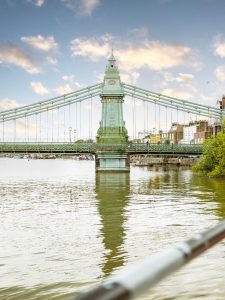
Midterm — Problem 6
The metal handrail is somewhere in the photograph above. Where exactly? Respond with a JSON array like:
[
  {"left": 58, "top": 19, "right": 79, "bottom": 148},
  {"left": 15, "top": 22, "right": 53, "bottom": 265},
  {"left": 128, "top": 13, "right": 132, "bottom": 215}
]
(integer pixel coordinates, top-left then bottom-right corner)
[{"left": 71, "top": 221, "right": 225, "bottom": 300}]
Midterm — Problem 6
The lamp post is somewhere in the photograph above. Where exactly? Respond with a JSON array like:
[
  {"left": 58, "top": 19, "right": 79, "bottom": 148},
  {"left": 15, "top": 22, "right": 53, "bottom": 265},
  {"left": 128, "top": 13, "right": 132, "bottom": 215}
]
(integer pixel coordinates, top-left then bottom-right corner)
[
  {"left": 74, "top": 129, "right": 76, "bottom": 142},
  {"left": 69, "top": 126, "right": 72, "bottom": 143}
]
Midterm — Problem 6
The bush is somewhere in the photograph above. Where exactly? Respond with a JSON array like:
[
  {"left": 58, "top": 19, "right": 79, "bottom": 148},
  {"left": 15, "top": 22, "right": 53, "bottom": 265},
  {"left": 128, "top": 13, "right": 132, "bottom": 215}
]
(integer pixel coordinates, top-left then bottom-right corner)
[{"left": 192, "top": 120, "right": 225, "bottom": 177}]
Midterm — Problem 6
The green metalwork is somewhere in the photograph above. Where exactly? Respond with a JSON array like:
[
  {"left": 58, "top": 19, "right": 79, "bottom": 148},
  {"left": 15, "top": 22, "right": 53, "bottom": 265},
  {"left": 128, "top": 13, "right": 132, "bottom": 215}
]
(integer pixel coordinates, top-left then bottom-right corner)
[
  {"left": 0, "top": 142, "right": 204, "bottom": 155},
  {"left": 97, "top": 51, "right": 128, "bottom": 144},
  {"left": 123, "top": 83, "right": 225, "bottom": 121},
  {"left": 0, "top": 83, "right": 102, "bottom": 122}
]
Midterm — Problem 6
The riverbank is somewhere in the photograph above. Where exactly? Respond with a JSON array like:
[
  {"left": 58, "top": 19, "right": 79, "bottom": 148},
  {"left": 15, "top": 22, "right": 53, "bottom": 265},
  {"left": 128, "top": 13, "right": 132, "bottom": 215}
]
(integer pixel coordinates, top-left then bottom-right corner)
[
  {"left": 0, "top": 153, "right": 94, "bottom": 160},
  {"left": 130, "top": 154, "right": 198, "bottom": 166}
]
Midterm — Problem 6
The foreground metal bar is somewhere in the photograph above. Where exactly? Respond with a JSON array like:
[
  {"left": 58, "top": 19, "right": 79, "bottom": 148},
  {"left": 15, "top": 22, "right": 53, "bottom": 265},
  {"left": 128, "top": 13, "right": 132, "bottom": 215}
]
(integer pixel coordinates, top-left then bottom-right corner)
[{"left": 72, "top": 221, "right": 225, "bottom": 300}]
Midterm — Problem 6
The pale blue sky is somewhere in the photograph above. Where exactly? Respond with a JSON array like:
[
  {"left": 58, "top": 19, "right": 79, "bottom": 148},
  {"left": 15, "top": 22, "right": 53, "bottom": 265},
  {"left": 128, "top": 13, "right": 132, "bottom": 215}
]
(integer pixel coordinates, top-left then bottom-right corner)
[{"left": 1, "top": 0, "right": 225, "bottom": 111}]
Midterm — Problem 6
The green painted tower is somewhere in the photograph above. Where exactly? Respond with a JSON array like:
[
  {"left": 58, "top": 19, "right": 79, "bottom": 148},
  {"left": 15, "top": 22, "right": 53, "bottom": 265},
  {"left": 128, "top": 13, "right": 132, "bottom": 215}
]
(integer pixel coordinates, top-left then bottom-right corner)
[
  {"left": 96, "top": 52, "right": 130, "bottom": 172},
  {"left": 97, "top": 51, "right": 128, "bottom": 144}
]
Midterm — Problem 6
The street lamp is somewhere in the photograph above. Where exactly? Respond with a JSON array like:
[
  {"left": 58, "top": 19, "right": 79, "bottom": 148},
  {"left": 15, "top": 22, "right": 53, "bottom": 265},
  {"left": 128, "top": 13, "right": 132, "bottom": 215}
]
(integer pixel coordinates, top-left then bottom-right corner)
[
  {"left": 74, "top": 129, "right": 76, "bottom": 142},
  {"left": 69, "top": 126, "right": 72, "bottom": 143}
]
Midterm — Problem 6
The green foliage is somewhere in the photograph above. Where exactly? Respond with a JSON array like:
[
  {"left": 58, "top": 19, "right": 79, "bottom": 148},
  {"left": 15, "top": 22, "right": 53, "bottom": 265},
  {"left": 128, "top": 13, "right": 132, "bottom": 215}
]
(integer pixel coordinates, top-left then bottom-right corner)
[
  {"left": 164, "top": 139, "right": 170, "bottom": 144},
  {"left": 192, "top": 120, "right": 225, "bottom": 177}
]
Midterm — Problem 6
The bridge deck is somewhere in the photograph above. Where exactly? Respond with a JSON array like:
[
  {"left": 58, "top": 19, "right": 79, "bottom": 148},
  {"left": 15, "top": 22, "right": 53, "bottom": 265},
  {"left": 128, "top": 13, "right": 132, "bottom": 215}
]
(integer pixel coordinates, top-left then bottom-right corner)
[{"left": 0, "top": 142, "right": 204, "bottom": 155}]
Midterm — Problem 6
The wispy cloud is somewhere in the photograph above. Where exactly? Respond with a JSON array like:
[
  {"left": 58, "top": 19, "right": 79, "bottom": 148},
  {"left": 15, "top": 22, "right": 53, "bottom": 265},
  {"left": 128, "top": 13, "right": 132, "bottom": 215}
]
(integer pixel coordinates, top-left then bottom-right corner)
[
  {"left": 0, "top": 39, "right": 58, "bottom": 74},
  {"left": 62, "top": 74, "right": 84, "bottom": 88},
  {"left": 61, "top": 0, "right": 100, "bottom": 17},
  {"left": 30, "top": 81, "right": 50, "bottom": 95},
  {"left": 214, "top": 65, "right": 225, "bottom": 81},
  {"left": 30, "top": 81, "right": 73, "bottom": 96},
  {"left": 21, "top": 35, "right": 58, "bottom": 52},
  {"left": 70, "top": 32, "right": 201, "bottom": 71},
  {"left": 120, "top": 71, "right": 140, "bottom": 84},
  {"left": 71, "top": 34, "right": 111, "bottom": 61},
  {"left": 35, "top": 0, "right": 45, "bottom": 6},
  {"left": 27, "top": 0, "right": 45, "bottom": 7},
  {"left": 162, "top": 88, "right": 194, "bottom": 100},
  {"left": 163, "top": 72, "right": 194, "bottom": 83},
  {"left": 0, "top": 42, "right": 41, "bottom": 74},
  {"left": 213, "top": 34, "right": 225, "bottom": 58},
  {"left": 0, "top": 98, "right": 20, "bottom": 111},
  {"left": 53, "top": 84, "right": 73, "bottom": 95}
]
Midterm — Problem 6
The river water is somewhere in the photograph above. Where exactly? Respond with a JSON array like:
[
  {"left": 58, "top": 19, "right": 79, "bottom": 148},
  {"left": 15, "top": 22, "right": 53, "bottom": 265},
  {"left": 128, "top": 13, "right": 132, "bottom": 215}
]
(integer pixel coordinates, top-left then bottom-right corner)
[{"left": 0, "top": 158, "right": 225, "bottom": 300}]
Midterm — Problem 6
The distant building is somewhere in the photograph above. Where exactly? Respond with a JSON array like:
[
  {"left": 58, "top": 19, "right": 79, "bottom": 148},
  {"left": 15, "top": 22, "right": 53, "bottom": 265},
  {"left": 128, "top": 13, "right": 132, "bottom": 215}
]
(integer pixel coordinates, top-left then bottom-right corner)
[
  {"left": 218, "top": 95, "right": 225, "bottom": 110},
  {"left": 168, "top": 123, "right": 185, "bottom": 144},
  {"left": 183, "top": 124, "right": 197, "bottom": 144},
  {"left": 138, "top": 130, "right": 150, "bottom": 142},
  {"left": 150, "top": 134, "right": 161, "bottom": 144}
]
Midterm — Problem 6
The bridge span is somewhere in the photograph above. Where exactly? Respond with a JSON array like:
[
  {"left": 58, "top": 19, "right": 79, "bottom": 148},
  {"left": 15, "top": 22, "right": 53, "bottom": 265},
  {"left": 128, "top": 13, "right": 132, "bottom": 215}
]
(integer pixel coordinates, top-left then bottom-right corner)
[{"left": 0, "top": 142, "right": 203, "bottom": 156}]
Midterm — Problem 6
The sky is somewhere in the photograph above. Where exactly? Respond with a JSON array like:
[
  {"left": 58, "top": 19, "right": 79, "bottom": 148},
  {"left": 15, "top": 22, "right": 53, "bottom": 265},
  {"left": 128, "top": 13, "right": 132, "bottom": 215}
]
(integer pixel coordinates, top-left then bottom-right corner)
[{"left": 0, "top": 0, "right": 225, "bottom": 139}]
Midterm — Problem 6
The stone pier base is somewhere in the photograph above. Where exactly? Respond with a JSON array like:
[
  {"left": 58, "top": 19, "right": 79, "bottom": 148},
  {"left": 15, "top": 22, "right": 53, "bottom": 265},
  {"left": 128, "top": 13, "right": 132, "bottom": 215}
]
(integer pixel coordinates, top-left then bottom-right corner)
[{"left": 95, "top": 153, "right": 130, "bottom": 172}]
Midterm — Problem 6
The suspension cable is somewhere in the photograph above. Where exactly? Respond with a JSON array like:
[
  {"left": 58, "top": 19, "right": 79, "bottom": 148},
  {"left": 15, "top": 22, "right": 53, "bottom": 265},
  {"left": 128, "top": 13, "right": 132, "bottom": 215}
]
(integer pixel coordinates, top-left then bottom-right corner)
[
  {"left": 35, "top": 113, "right": 38, "bottom": 142},
  {"left": 2, "top": 118, "right": 4, "bottom": 142},
  {"left": 51, "top": 107, "right": 54, "bottom": 143},
  {"left": 14, "top": 117, "right": 16, "bottom": 142},
  {"left": 79, "top": 101, "right": 82, "bottom": 140},
  {"left": 90, "top": 95, "right": 93, "bottom": 139},
  {"left": 46, "top": 109, "right": 49, "bottom": 143},
  {"left": 57, "top": 108, "right": 60, "bottom": 143}
]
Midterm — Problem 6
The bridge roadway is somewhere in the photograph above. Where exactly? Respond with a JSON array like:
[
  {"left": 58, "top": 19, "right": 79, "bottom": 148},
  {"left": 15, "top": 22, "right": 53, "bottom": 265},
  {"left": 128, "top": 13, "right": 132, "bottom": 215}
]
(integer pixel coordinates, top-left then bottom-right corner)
[{"left": 0, "top": 142, "right": 203, "bottom": 156}]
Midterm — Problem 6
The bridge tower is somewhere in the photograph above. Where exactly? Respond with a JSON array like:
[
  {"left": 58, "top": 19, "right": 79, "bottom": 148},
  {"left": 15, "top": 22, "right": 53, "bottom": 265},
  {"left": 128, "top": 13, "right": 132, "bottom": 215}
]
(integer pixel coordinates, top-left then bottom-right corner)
[{"left": 96, "top": 52, "right": 129, "bottom": 172}]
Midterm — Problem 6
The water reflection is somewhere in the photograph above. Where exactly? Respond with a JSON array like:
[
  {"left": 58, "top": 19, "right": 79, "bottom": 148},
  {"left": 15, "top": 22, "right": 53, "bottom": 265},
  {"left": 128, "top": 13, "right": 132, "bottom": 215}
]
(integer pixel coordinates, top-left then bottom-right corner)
[
  {"left": 95, "top": 173, "right": 130, "bottom": 276},
  {"left": 191, "top": 175, "right": 225, "bottom": 218},
  {"left": 143, "top": 166, "right": 225, "bottom": 220}
]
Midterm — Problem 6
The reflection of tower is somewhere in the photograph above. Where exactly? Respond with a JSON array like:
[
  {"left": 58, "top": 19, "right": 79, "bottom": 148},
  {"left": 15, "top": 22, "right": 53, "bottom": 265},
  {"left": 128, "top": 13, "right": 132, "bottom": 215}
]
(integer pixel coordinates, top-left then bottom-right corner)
[{"left": 95, "top": 173, "right": 130, "bottom": 276}]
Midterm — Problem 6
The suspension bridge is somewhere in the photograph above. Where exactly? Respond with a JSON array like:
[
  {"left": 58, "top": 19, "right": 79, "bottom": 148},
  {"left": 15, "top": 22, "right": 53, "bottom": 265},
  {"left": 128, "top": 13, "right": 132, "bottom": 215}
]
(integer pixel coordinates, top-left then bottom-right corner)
[{"left": 0, "top": 52, "right": 224, "bottom": 171}]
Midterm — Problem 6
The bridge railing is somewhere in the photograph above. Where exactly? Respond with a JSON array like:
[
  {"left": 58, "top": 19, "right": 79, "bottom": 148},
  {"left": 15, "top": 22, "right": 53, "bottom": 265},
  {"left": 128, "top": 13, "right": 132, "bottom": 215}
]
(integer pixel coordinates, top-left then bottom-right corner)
[
  {"left": 71, "top": 221, "right": 225, "bottom": 300},
  {"left": 0, "top": 142, "right": 204, "bottom": 154}
]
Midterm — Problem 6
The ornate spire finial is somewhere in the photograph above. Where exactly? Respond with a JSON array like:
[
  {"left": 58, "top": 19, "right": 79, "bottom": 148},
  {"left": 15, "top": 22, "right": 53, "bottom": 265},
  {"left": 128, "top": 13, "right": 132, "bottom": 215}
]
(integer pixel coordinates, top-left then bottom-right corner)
[{"left": 109, "top": 47, "right": 115, "bottom": 61}]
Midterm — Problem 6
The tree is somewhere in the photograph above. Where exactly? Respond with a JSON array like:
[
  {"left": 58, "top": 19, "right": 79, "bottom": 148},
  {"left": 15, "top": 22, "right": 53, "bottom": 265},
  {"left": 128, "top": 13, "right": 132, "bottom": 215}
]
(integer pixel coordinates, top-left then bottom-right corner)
[{"left": 192, "top": 120, "right": 225, "bottom": 177}]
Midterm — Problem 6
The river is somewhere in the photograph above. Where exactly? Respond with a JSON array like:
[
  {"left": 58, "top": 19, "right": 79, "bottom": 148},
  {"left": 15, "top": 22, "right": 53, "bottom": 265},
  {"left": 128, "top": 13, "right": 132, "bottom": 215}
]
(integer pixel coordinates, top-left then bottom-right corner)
[{"left": 0, "top": 158, "right": 225, "bottom": 300}]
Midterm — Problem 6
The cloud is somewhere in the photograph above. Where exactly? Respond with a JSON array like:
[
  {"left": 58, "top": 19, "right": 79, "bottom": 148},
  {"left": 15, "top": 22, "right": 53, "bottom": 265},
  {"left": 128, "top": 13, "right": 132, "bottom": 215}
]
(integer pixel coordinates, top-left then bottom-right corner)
[
  {"left": 163, "top": 72, "right": 194, "bottom": 83},
  {"left": 70, "top": 33, "right": 201, "bottom": 71},
  {"left": 26, "top": 0, "right": 45, "bottom": 7},
  {"left": 0, "top": 98, "right": 20, "bottom": 111},
  {"left": 0, "top": 41, "right": 58, "bottom": 74},
  {"left": 61, "top": 0, "right": 100, "bottom": 16},
  {"left": 162, "top": 88, "right": 193, "bottom": 100},
  {"left": 21, "top": 35, "right": 58, "bottom": 52},
  {"left": 30, "top": 81, "right": 50, "bottom": 95},
  {"left": 214, "top": 65, "right": 225, "bottom": 81},
  {"left": 62, "top": 74, "right": 75, "bottom": 82},
  {"left": 62, "top": 74, "right": 85, "bottom": 88},
  {"left": 120, "top": 71, "right": 140, "bottom": 84},
  {"left": 71, "top": 34, "right": 112, "bottom": 61},
  {"left": 213, "top": 34, "right": 225, "bottom": 58},
  {"left": 45, "top": 56, "right": 58, "bottom": 65},
  {"left": 35, "top": 0, "right": 45, "bottom": 6},
  {"left": 53, "top": 84, "right": 73, "bottom": 95},
  {"left": 117, "top": 44, "right": 200, "bottom": 71},
  {"left": 0, "top": 42, "right": 41, "bottom": 74},
  {"left": 30, "top": 81, "right": 75, "bottom": 96}
]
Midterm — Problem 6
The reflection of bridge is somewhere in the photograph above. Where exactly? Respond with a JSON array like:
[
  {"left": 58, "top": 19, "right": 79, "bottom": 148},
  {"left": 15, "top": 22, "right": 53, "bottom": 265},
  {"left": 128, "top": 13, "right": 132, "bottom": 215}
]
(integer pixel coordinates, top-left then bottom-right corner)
[
  {"left": 0, "top": 142, "right": 203, "bottom": 155},
  {"left": 0, "top": 51, "right": 224, "bottom": 171}
]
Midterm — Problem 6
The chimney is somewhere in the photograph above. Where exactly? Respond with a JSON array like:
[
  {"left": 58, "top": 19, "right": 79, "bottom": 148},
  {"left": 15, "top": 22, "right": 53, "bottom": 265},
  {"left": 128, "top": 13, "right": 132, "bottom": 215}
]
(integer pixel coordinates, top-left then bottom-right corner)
[{"left": 222, "top": 95, "right": 225, "bottom": 109}]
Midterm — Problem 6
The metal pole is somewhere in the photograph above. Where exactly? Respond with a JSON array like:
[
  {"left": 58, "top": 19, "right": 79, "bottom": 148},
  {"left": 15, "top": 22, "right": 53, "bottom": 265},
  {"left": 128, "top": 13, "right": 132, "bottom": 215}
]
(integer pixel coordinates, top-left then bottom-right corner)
[{"left": 71, "top": 221, "right": 225, "bottom": 300}]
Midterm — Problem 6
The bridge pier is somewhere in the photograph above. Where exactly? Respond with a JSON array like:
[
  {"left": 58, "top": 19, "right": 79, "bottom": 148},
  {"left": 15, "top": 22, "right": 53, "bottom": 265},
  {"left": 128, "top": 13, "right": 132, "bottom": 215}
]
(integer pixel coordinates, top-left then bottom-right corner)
[{"left": 95, "top": 153, "right": 130, "bottom": 172}]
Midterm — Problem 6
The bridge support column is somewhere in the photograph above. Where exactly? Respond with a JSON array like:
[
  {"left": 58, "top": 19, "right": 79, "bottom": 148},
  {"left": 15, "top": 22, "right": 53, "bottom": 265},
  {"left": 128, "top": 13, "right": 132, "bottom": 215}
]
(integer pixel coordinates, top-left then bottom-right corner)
[{"left": 95, "top": 153, "right": 130, "bottom": 172}]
